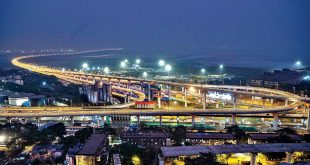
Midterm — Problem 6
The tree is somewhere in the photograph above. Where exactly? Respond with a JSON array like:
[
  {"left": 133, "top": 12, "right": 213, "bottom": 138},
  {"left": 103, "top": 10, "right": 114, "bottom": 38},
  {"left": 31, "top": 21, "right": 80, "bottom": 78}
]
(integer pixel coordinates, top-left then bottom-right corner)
[
  {"left": 171, "top": 125, "right": 187, "bottom": 146},
  {"left": 185, "top": 152, "right": 220, "bottom": 165},
  {"left": 226, "top": 125, "right": 247, "bottom": 144},
  {"left": 75, "top": 127, "right": 93, "bottom": 143}
]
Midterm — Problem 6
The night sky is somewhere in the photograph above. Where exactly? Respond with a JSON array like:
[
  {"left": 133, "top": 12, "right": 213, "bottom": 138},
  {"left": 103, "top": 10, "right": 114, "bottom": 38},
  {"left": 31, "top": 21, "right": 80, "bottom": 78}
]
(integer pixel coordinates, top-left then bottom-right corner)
[{"left": 1, "top": 0, "right": 310, "bottom": 67}]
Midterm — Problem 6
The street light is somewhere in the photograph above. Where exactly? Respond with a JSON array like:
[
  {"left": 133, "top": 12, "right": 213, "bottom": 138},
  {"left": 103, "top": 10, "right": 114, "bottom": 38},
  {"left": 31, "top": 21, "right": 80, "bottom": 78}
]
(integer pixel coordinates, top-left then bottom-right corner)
[
  {"left": 42, "top": 81, "right": 46, "bottom": 86},
  {"left": 159, "top": 60, "right": 165, "bottom": 67},
  {"left": 219, "top": 64, "right": 223, "bottom": 75},
  {"left": 0, "top": 135, "right": 5, "bottom": 143},
  {"left": 103, "top": 67, "right": 109, "bottom": 74},
  {"left": 142, "top": 71, "right": 147, "bottom": 78},
  {"left": 136, "top": 59, "right": 141, "bottom": 64},
  {"left": 165, "top": 64, "right": 172, "bottom": 72},
  {"left": 120, "top": 61, "right": 126, "bottom": 68},
  {"left": 201, "top": 68, "right": 206, "bottom": 74},
  {"left": 82, "top": 63, "right": 88, "bottom": 69},
  {"left": 295, "top": 61, "right": 301, "bottom": 67},
  {"left": 125, "top": 59, "right": 128, "bottom": 63}
]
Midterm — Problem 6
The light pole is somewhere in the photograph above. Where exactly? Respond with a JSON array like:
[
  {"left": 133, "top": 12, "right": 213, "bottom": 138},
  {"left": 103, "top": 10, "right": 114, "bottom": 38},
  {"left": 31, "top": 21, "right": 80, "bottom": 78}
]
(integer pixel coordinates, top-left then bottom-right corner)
[{"left": 165, "top": 64, "right": 172, "bottom": 75}]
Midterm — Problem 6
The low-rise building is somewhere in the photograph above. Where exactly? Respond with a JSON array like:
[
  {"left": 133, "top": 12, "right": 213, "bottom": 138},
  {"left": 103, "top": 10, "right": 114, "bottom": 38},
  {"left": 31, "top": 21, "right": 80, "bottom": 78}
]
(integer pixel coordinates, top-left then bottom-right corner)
[
  {"left": 248, "top": 133, "right": 303, "bottom": 144},
  {"left": 121, "top": 132, "right": 171, "bottom": 148},
  {"left": 75, "top": 133, "right": 109, "bottom": 165}
]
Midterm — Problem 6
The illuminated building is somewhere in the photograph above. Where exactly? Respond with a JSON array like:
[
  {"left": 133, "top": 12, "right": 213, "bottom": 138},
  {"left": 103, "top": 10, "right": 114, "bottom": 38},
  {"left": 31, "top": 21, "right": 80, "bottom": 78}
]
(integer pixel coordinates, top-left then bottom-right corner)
[{"left": 75, "top": 133, "right": 108, "bottom": 165}]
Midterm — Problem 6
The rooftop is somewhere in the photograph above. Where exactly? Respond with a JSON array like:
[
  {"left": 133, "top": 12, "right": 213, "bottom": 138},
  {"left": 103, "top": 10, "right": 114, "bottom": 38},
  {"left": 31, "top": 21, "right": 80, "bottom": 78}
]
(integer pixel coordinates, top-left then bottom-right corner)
[
  {"left": 161, "top": 143, "right": 310, "bottom": 157},
  {"left": 77, "top": 133, "right": 107, "bottom": 155}
]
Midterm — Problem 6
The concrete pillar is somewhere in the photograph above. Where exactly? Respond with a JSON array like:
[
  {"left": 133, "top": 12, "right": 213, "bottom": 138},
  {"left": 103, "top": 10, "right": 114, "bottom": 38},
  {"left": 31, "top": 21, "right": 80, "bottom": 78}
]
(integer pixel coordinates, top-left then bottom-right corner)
[
  {"left": 285, "top": 152, "right": 292, "bottom": 163},
  {"left": 159, "top": 115, "right": 162, "bottom": 126},
  {"left": 232, "top": 114, "right": 237, "bottom": 125},
  {"left": 158, "top": 90, "right": 161, "bottom": 108},
  {"left": 270, "top": 99, "right": 274, "bottom": 105},
  {"left": 307, "top": 106, "right": 310, "bottom": 130},
  {"left": 273, "top": 113, "right": 279, "bottom": 130},
  {"left": 184, "top": 88, "right": 187, "bottom": 107},
  {"left": 233, "top": 96, "right": 237, "bottom": 109},
  {"left": 168, "top": 85, "right": 171, "bottom": 99},
  {"left": 100, "top": 116, "right": 105, "bottom": 126},
  {"left": 137, "top": 115, "right": 140, "bottom": 125},
  {"left": 250, "top": 153, "right": 257, "bottom": 165},
  {"left": 70, "top": 116, "right": 74, "bottom": 125},
  {"left": 202, "top": 91, "right": 206, "bottom": 110},
  {"left": 177, "top": 116, "right": 180, "bottom": 125},
  {"left": 285, "top": 99, "right": 289, "bottom": 106},
  {"left": 182, "top": 86, "right": 184, "bottom": 92},
  {"left": 216, "top": 103, "right": 219, "bottom": 109},
  {"left": 35, "top": 117, "right": 41, "bottom": 126},
  {"left": 20, "top": 118, "right": 27, "bottom": 124},
  {"left": 127, "top": 81, "right": 131, "bottom": 89},
  {"left": 148, "top": 83, "right": 151, "bottom": 101},
  {"left": 192, "top": 115, "right": 195, "bottom": 128},
  {"left": 198, "top": 89, "right": 201, "bottom": 95}
]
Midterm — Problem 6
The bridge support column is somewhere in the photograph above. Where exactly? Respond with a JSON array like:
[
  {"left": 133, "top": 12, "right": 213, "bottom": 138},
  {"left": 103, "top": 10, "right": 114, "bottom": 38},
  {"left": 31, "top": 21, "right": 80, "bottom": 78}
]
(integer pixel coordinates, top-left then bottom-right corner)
[
  {"left": 233, "top": 96, "right": 237, "bottom": 109},
  {"left": 100, "top": 116, "right": 105, "bottom": 126},
  {"left": 148, "top": 83, "right": 151, "bottom": 101},
  {"left": 285, "top": 152, "right": 292, "bottom": 163},
  {"left": 285, "top": 99, "right": 289, "bottom": 106},
  {"left": 184, "top": 88, "right": 187, "bottom": 107},
  {"left": 192, "top": 115, "right": 195, "bottom": 128},
  {"left": 306, "top": 107, "right": 310, "bottom": 131},
  {"left": 202, "top": 90, "right": 206, "bottom": 110},
  {"left": 216, "top": 103, "right": 219, "bottom": 109},
  {"left": 70, "top": 116, "right": 74, "bottom": 125},
  {"left": 273, "top": 113, "right": 279, "bottom": 130},
  {"left": 177, "top": 116, "right": 180, "bottom": 125},
  {"left": 232, "top": 114, "right": 237, "bottom": 125},
  {"left": 250, "top": 153, "right": 257, "bottom": 165},
  {"left": 6, "top": 117, "right": 11, "bottom": 123},
  {"left": 159, "top": 115, "right": 162, "bottom": 126},
  {"left": 35, "top": 117, "right": 41, "bottom": 126},
  {"left": 167, "top": 85, "right": 171, "bottom": 100},
  {"left": 270, "top": 99, "right": 274, "bottom": 105},
  {"left": 158, "top": 89, "right": 161, "bottom": 109},
  {"left": 20, "top": 118, "right": 27, "bottom": 124},
  {"left": 198, "top": 89, "right": 201, "bottom": 95},
  {"left": 137, "top": 115, "right": 140, "bottom": 126}
]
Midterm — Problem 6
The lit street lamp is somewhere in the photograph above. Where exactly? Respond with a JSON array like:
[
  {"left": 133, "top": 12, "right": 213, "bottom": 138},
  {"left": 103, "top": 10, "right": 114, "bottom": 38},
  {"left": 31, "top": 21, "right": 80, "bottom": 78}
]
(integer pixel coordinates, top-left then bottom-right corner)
[
  {"left": 120, "top": 61, "right": 126, "bottom": 68},
  {"left": 165, "top": 64, "right": 172, "bottom": 72},
  {"left": 201, "top": 68, "right": 206, "bottom": 74},
  {"left": 142, "top": 71, "right": 147, "bottom": 78},
  {"left": 159, "top": 60, "right": 165, "bottom": 67},
  {"left": 136, "top": 59, "right": 141, "bottom": 64},
  {"left": 103, "top": 67, "right": 109, "bottom": 74},
  {"left": 82, "top": 63, "right": 88, "bottom": 69},
  {"left": 219, "top": 64, "right": 223, "bottom": 75}
]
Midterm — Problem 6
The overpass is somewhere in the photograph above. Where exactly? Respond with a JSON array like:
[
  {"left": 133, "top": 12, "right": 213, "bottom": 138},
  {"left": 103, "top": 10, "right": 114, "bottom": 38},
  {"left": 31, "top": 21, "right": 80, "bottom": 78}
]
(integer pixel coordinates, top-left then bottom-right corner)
[{"left": 4, "top": 51, "right": 310, "bottom": 130}]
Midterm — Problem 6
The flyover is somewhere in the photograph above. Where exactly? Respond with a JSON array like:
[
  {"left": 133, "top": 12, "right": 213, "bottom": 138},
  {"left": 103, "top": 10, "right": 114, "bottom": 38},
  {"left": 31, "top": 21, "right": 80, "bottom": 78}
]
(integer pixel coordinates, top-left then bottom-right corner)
[{"left": 3, "top": 51, "right": 310, "bottom": 130}]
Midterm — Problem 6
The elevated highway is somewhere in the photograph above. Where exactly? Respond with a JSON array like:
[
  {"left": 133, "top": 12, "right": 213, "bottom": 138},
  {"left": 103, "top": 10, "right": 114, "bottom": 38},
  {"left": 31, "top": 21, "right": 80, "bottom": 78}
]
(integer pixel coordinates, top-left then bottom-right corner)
[{"left": 4, "top": 52, "right": 310, "bottom": 130}]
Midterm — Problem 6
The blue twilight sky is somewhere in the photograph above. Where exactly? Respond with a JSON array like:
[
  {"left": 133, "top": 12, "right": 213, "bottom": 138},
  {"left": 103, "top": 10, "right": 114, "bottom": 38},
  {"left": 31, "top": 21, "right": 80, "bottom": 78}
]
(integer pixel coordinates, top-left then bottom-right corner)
[{"left": 0, "top": 0, "right": 310, "bottom": 68}]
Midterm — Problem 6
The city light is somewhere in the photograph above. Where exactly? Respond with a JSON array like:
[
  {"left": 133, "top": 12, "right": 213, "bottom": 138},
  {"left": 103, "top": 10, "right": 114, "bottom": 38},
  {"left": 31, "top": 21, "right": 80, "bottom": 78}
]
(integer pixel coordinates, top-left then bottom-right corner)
[
  {"left": 125, "top": 59, "right": 128, "bottom": 63},
  {"left": 0, "top": 135, "right": 6, "bottom": 142},
  {"left": 142, "top": 71, "right": 147, "bottom": 77},
  {"left": 159, "top": 60, "right": 165, "bottom": 66},
  {"left": 62, "top": 68, "right": 65, "bottom": 72},
  {"left": 304, "top": 75, "right": 310, "bottom": 80},
  {"left": 120, "top": 61, "right": 126, "bottom": 68},
  {"left": 219, "top": 64, "right": 224, "bottom": 69},
  {"left": 97, "top": 66, "right": 100, "bottom": 70},
  {"left": 42, "top": 81, "right": 46, "bottom": 86},
  {"left": 82, "top": 63, "right": 88, "bottom": 69},
  {"left": 103, "top": 67, "right": 109, "bottom": 74},
  {"left": 201, "top": 68, "right": 206, "bottom": 74},
  {"left": 92, "top": 67, "right": 95, "bottom": 70},
  {"left": 165, "top": 64, "right": 172, "bottom": 72},
  {"left": 295, "top": 61, "right": 302, "bottom": 66},
  {"left": 136, "top": 59, "right": 141, "bottom": 64}
]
